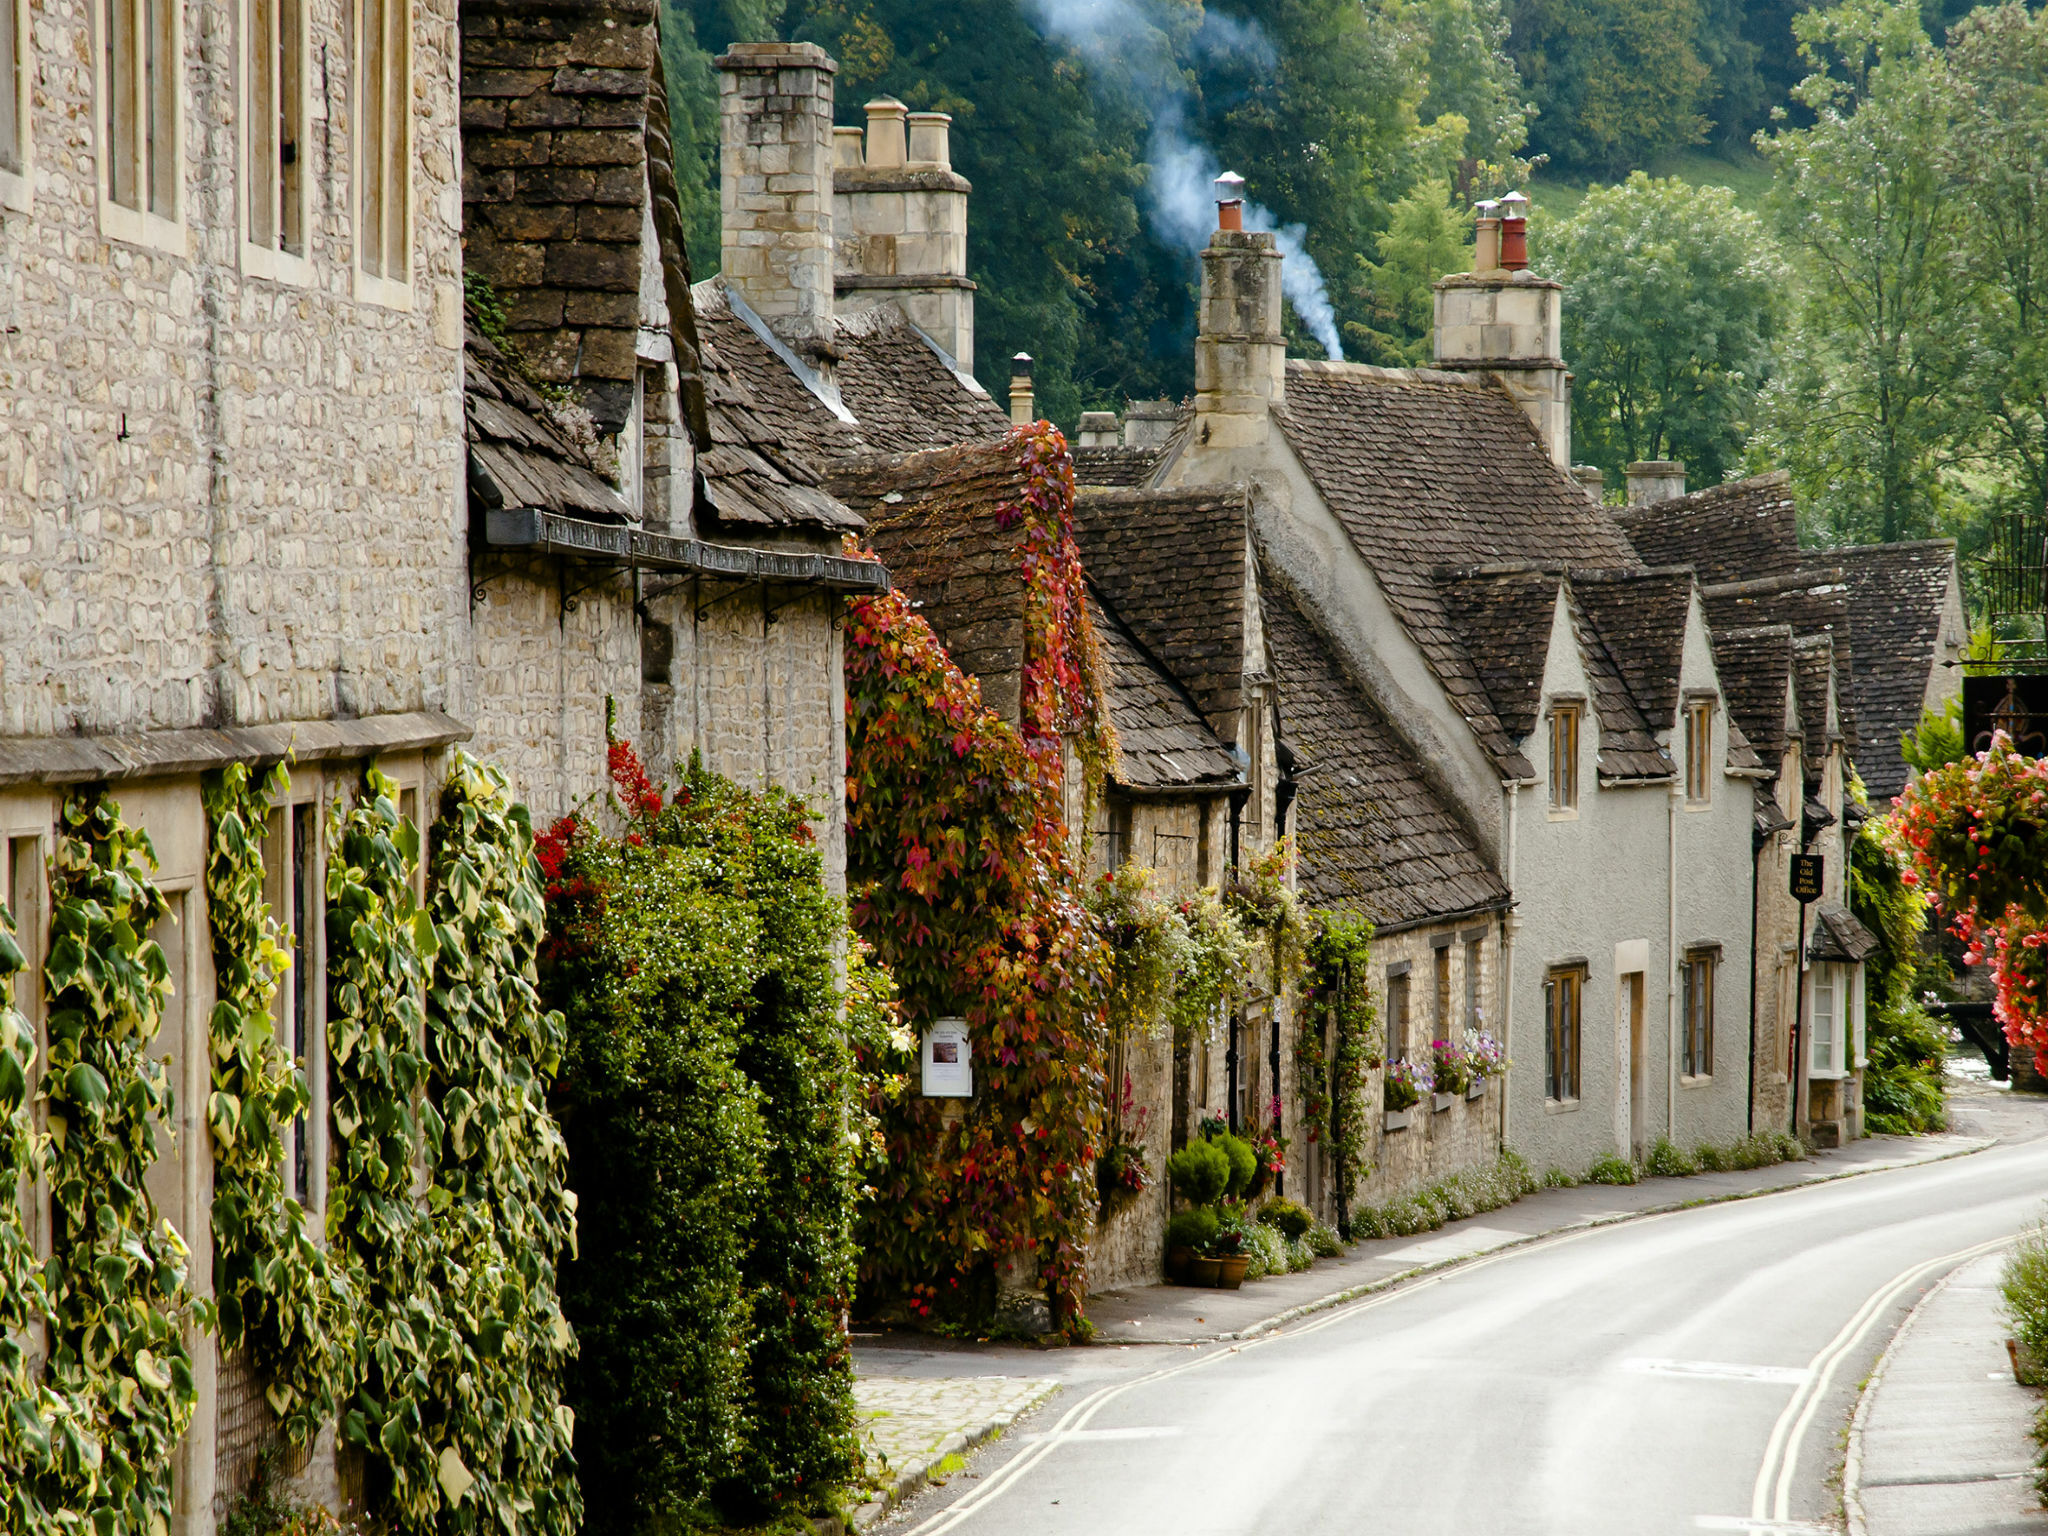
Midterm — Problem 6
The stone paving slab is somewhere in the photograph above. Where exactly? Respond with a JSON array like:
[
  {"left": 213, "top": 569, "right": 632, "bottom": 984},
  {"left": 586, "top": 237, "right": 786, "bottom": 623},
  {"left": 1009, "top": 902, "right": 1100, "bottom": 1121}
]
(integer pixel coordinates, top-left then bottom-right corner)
[
  {"left": 1080, "top": 1131, "right": 1993, "bottom": 1345},
  {"left": 853, "top": 1373, "right": 1058, "bottom": 1529},
  {"left": 1850, "top": 1251, "right": 2048, "bottom": 1536}
]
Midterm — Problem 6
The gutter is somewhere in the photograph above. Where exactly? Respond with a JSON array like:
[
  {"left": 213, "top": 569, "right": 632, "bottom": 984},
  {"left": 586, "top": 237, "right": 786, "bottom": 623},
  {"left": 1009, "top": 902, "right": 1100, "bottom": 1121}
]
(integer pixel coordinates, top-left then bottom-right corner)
[{"left": 480, "top": 508, "right": 892, "bottom": 593}]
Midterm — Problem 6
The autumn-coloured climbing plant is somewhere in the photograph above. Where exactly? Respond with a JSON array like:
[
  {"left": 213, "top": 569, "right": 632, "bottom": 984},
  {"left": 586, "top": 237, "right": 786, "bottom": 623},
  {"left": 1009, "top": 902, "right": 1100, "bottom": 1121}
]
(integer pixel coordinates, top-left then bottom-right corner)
[
  {"left": 845, "top": 573, "right": 1112, "bottom": 1330},
  {"left": 201, "top": 762, "right": 356, "bottom": 1445},
  {"left": 38, "top": 788, "right": 209, "bottom": 1536}
]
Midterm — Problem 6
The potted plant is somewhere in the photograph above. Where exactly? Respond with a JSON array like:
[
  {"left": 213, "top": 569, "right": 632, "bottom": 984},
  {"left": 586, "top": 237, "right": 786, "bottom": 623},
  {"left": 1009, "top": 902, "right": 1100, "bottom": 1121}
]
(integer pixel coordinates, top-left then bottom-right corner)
[
  {"left": 1210, "top": 1208, "right": 1254, "bottom": 1289},
  {"left": 1164, "top": 1208, "right": 1218, "bottom": 1283},
  {"left": 1465, "top": 1028, "right": 1507, "bottom": 1098},
  {"left": 1246, "top": 1106, "right": 1287, "bottom": 1199},
  {"left": 1384, "top": 1058, "right": 1431, "bottom": 1128},
  {"left": 1164, "top": 1138, "right": 1232, "bottom": 1285}
]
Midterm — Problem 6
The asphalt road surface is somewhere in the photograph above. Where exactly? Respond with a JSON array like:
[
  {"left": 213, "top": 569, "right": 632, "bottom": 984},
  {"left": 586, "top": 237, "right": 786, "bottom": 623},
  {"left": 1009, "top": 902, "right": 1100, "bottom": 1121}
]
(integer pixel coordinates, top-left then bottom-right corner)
[{"left": 879, "top": 1089, "right": 2048, "bottom": 1536}]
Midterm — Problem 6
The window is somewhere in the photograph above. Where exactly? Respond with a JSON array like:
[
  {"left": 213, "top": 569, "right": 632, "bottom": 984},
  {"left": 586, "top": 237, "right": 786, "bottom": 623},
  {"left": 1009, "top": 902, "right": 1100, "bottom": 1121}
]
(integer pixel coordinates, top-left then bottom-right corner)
[
  {"left": 1433, "top": 943, "right": 1452, "bottom": 1038},
  {"left": 1544, "top": 966, "right": 1582, "bottom": 1101},
  {"left": 241, "top": 0, "right": 308, "bottom": 277},
  {"left": 97, "top": 0, "right": 184, "bottom": 244},
  {"left": 1385, "top": 968, "right": 1411, "bottom": 1064},
  {"left": 1685, "top": 700, "right": 1714, "bottom": 805},
  {"left": 0, "top": 0, "right": 29, "bottom": 209},
  {"left": 1682, "top": 949, "right": 1716, "bottom": 1078},
  {"left": 1549, "top": 703, "right": 1581, "bottom": 812},
  {"left": 1811, "top": 963, "right": 1842, "bottom": 1078},
  {"left": 354, "top": 0, "right": 411, "bottom": 300},
  {"left": 1464, "top": 938, "right": 1484, "bottom": 1031}
]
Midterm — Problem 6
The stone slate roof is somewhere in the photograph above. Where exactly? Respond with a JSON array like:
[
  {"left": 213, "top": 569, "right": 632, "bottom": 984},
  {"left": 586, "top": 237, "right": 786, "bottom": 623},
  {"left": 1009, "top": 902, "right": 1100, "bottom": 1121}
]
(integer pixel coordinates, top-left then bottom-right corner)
[
  {"left": 1072, "top": 487, "right": 1253, "bottom": 741},
  {"left": 464, "top": 324, "right": 634, "bottom": 523},
  {"left": 692, "top": 281, "right": 1008, "bottom": 474},
  {"left": 1704, "top": 573, "right": 1859, "bottom": 759},
  {"left": 1088, "top": 591, "right": 1241, "bottom": 792},
  {"left": 697, "top": 325, "right": 865, "bottom": 534},
  {"left": 1264, "top": 581, "right": 1509, "bottom": 931},
  {"left": 1836, "top": 540, "right": 1957, "bottom": 803},
  {"left": 1613, "top": 472, "right": 1801, "bottom": 584},
  {"left": 1274, "top": 362, "right": 1643, "bottom": 779},
  {"left": 1571, "top": 570, "right": 1696, "bottom": 731},
  {"left": 1809, "top": 900, "right": 1882, "bottom": 963},
  {"left": 1791, "top": 633, "right": 1843, "bottom": 778},
  {"left": 1712, "top": 624, "right": 1799, "bottom": 766},
  {"left": 1073, "top": 446, "right": 1162, "bottom": 488}
]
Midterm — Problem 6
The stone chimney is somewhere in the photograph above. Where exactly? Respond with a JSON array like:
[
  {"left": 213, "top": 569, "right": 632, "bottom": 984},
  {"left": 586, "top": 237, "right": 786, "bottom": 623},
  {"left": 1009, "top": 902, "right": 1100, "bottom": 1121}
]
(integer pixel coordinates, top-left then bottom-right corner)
[
  {"left": 1625, "top": 461, "right": 1687, "bottom": 505},
  {"left": 1571, "top": 464, "right": 1605, "bottom": 501},
  {"left": 1076, "top": 412, "right": 1119, "bottom": 448},
  {"left": 1009, "top": 353, "right": 1034, "bottom": 424},
  {"left": 1195, "top": 172, "right": 1285, "bottom": 449},
  {"left": 717, "top": 42, "right": 837, "bottom": 357},
  {"left": 834, "top": 96, "right": 975, "bottom": 368},
  {"left": 1432, "top": 190, "right": 1571, "bottom": 469},
  {"left": 1122, "top": 399, "right": 1176, "bottom": 448},
  {"left": 460, "top": 0, "right": 658, "bottom": 433}
]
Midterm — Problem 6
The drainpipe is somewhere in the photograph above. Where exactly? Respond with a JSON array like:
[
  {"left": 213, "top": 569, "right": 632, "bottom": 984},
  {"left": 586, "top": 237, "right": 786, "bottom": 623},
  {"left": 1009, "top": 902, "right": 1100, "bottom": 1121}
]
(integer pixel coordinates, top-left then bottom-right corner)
[
  {"left": 1227, "top": 785, "right": 1250, "bottom": 878},
  {"left": 1501, "top": 780, "right": 1519, "bottom": 1150},
  {"left": 1747, "top": 819, "right": 1764, "bottom": 1136},
  {"left": 1667, "top": 778, "right": 1680, "bottom": 1143}
]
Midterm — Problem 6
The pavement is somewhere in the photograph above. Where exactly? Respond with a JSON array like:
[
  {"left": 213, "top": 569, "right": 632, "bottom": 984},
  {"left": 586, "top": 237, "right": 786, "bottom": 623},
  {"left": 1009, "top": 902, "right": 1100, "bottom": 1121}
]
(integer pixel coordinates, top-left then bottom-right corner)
[
  {"left": 849, "top": 1070, "right": 2048, "bottom": 1533},
  {"left": 1849, "top": 1250, "right": 2048, "bottom": 1535}
]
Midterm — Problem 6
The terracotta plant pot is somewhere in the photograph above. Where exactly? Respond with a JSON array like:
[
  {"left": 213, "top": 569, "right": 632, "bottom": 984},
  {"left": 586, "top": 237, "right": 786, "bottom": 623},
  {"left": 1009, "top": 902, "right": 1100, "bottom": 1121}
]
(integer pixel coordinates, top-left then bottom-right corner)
[
  {"left": 1190, "top": 1255, "right": 1222, "bottom": 1287},
  {"left": 1167, "top": 1245, "right": 1194, "bottom": 1283},
  {"left": 1215, "top": 1254, "right": 1249, "bottom": 1290}
]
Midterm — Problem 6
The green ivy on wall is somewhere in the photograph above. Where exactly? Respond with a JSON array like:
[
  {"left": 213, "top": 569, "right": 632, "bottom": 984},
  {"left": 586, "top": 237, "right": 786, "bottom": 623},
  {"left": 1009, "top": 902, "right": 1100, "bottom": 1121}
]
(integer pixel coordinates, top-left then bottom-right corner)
[
  {"left": 202, "top": 762, "right": 356, "bottom": 1444},
  {"left": 38, "top": 788, "right": 210, "bottom": 1535},
  {"left": 1302, "top": 914, "right": 1378, "bottom": 1236}
]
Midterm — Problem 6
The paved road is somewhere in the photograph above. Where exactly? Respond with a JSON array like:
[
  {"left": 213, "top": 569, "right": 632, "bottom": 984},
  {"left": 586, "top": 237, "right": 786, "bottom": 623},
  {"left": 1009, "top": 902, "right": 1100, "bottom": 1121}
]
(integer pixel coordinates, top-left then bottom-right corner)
[{"left": 876, "top": 1088, "right": 2048, "bottom": 1536}]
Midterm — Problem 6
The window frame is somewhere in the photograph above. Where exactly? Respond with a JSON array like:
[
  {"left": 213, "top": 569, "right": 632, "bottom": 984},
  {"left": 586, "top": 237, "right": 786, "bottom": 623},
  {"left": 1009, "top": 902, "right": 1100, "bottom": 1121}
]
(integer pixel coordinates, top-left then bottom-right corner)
[
  {"left": 1464, "top": 937, "right": 1484, "bottom": 1033},
  {"left": 238, "top": 0, "right": 313, "bottom": 283},
  {"left": 1685, "top": 698, "right": 1715, "bottom": 806},
  {"left": 1543, "top": 964, "right": 1583, "bottom": 1103},
  {"left": 351, "top": 0, "right": 414, "bottom": 308},
  {"left": 1384, "top": 965, "right": 1411, "bottom": 1065},
  {"left": 1548, "top": 701, "right": 1582, "bottom": 816},
  {"left": 1680, "top": 947, "right": 1716, "bottom": 1080},
  {"left": 0, "top": 0, "right": 31, "bottom": 212},
  {"left": 93, "top": 0, "right": 188, "bottom": 252},
  {"left": 1810, "top": 961, "right": 1845, "bottom": 1080},
  {"left": 1432, "top": 941, "right": 1452, "bottom": 1040}
]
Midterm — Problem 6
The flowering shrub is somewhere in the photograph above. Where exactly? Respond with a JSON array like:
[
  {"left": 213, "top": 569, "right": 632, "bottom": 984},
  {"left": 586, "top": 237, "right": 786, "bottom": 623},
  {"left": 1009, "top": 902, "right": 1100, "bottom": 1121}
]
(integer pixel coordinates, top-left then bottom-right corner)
[
  {"left": 1384, "top": 1058, "right": 1433, "bottom": 1111},
  {"left": 1466, "top": 1029, "right": 1509, "bottom": 1078},
  {"left": 1429, "top": 1038, "right": 1473, "bottom": 1095},
  {"left": 1096, "top": 1079, "right": 1152, "bottom": 1214}
]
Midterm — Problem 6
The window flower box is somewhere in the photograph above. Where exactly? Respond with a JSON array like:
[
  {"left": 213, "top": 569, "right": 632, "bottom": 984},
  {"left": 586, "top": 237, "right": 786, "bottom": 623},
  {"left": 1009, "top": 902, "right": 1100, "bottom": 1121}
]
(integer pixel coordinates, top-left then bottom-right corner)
[
  {"left": 1466, "top": 1080, "right": 1486, "bottom": 1101},
  {"left": 1432, "top": 1092, "right": 1454, "bottom": 1113},
  {"left": 1384, "top": 1108, "right": 1411, "bottom": 1132}
]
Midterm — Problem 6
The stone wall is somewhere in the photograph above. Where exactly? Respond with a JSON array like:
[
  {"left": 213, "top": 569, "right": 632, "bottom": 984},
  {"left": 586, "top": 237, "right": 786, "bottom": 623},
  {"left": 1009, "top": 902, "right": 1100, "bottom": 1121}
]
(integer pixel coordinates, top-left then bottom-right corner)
[
  {"left": 0, "top": 0, "right": 468, "bottom": 744},
  {"left": 1358, "top": 1076, "right": 1501, "bottom": 1207}
]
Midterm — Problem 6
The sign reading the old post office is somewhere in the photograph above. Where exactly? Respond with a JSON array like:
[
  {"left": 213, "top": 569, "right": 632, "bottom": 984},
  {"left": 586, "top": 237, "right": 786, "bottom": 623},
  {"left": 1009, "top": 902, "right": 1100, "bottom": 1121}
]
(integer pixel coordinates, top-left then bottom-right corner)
[
  {"left": 1789, "top": 855, "right": 1824, "bottom": 904},
  {"left": 921, "top": 1019, "right": 973, "bottom": 1098}
]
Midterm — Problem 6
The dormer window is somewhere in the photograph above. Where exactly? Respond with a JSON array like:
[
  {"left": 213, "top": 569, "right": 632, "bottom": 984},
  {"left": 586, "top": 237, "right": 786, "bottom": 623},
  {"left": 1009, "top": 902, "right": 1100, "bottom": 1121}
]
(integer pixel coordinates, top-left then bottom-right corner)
[
  {"left": 1685, "top": 699, "right": 1714, "bottom": 805},
  {"left": 1549, "top": 703, "right": 1581, "bottom": 812}
]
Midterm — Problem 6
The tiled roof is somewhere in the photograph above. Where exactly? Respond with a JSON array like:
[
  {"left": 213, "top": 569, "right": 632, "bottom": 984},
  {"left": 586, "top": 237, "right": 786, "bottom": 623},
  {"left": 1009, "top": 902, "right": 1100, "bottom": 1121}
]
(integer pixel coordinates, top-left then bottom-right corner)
[
  {"left": 1791, "top": 633, "right": 1842, "bottom": 779},
  {"left": 1274, "top": 362, "right": 1642, "bottom": 776},
  {"left": 1433, "top": 569, "right": 1559, "bottom": 743},
  {"left": 1613, "top": 472, "right": 1801, "bottom": 584},
  {"left": 1711, "top": 624, "right": 1799, "bottom": 766},
  {"left": 1704, "top": 573, "right": 1859, "bottom": 760},
  {"left": 1089, "top": 591, "right": 1242, "bottom": 792},
  {"left": 464, "top": 324, "right": 634, "bottom": 524},
  {"left": 1073, "top": 446, "right": 1162, "bottom": 488},
  {"left": 1836, "top": 540, "right": 1958, "bottom": 803},
  {"left": 697, "top": 326, "right": 866, "bottom": 534},
  {"left": 1810, "top": 901, "right": 1881, "bottom": 963},
  {"left": 1265, "top": 581, "right": 1509, "bottom": 930},
  {"left": 1072, "top": 486, "right": 1253, "bottom": 740},
  {"left": 829, "top": 440, "right": 1036, "bottom": 718},
  {"left": 1571, "top": 569, "right": 1695, "bottom": 730}
]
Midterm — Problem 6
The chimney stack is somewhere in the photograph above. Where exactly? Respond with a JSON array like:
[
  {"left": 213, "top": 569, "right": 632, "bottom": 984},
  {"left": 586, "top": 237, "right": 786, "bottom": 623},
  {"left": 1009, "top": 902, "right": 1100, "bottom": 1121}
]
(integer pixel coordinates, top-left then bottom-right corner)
[
  {"left": 1010, "top": 354, "right": 1035, "bottom": 424},
  {"left": 1571, "top": 464, "right": 1606, "bottom": 501},
  {"left": 1122, "top": 399, "right": 1177, "bottom": 448},
  {"left": 833, "top": 97, "right": 976, "bottom": 368},
  {"left": 717, "top": 43, "right": 838, "bottom": 357},
  {"left": 1432, "top": 190, "right": 1570, "bottom": 468},
  {"left": 1076, "top": 411, "right": 1120, "bottom": 448},
  {"left": 1625, "top": 461, "right": 1687, "bottom": 506},
  {"left": 1473, "top": 200, "right": 1501, "bottom": 274},
  {"left": 1193, "top": 171, "right": 1285, "bottom": 449}
]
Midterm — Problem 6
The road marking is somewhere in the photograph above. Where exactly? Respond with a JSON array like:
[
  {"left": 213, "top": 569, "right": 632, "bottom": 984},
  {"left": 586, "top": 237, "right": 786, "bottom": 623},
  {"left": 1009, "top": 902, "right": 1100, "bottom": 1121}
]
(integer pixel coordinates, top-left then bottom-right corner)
[
  {"left": 1625, "top": 1358, "right": 1811, "bottom": 1385},
  {"left": 1695, "top": 1517, "right": 1833, "bottom": 1533},
  {"left": 1750, "top": 1233, "right": 2015, "bottom": 1528},
  {"left": 1015, "top": 1426, "right": 1183, "bottom": 1443}
]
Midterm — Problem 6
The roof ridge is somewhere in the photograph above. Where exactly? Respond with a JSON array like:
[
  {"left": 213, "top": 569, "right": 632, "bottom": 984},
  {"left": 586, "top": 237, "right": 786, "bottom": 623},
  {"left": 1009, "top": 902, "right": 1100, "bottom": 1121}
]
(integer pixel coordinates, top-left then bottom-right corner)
[
  {"left": 1702, "top": 567, "right": 1849, "bottom": 598},
  {"left": 1285, "top": 359, "right": 1490, "bottom": 388}
]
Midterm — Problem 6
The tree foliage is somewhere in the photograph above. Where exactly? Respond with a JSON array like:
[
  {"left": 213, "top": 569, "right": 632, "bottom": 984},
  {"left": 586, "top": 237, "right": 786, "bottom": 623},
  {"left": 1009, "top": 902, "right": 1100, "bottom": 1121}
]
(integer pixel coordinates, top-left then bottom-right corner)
[
  {"left": 1508, "top": 0, "right": 1713, "bottom": 175},
  {"left": 1551, "top": 172, "right": 1783, "bottom": 487}
]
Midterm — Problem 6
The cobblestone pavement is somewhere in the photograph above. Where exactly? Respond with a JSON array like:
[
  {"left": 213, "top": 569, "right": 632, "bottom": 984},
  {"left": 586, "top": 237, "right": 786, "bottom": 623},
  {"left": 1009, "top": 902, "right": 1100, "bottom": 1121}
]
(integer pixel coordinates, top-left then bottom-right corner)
[{"left": 854, "top": 1374, "right": 1058, "bottom": 1526}]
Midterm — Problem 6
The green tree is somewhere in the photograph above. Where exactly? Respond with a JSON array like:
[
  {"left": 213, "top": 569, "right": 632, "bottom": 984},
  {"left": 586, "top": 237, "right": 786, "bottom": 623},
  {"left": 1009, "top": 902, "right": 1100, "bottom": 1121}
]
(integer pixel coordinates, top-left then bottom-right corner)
[
  {"left": 1946, "top": 3, "right": 2048, "bottom": 521},
  {"left": 1406, "top": 0, "right": 1532, "bottom": 169},
  {"left": 1550, "top": 172, "right": 1783, "bottom": 485},
  {"left": 1352, "top": 179, "right": 1470, "bottom": 364},
  {"left": 1754, "top": 0, "right": 1976, "bottom": 543},
  {"left": 1508, "top": 0, "right": 1713, "bottom": 175}
]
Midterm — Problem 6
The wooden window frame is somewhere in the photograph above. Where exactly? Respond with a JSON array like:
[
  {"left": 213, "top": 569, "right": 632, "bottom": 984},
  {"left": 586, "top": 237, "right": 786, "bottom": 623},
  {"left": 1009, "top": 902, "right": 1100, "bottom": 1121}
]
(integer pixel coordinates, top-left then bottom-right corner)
[
  {"left": 239, "top": 0, "right": 312, "bottom": 283},
  {"left": 1549, "top": 702, "right": 1581, "bottom": 815},
  {"left": 1384, "top": 967, "right": 1411, "bottom": 1065},
  {"left": 0, "top": 0, "right": 30, "bottom": 212},
  {"left": 1464, "top": 937, "right": 1484, "bottom": 1033},
  {"left": 1543, "top": 964, "right": 1583, "bottom": 1103},
  {"left": 1681, "top": 947, "right": 1716, "bottom": 1080},
  {"left": 1432, "top": 942, "right": 1452, "bottom": 1041},
  {"left": 1810, "top": 962, "right": 1845, "bottom": 1080},
  {"left": 94, "top": 0, "right": 188, "bottom": 251},
  {"left": 352, "top": 0, "right": 413, "bottom": 308},
  {"left": 1685, "top": 699, "right": 1714, "bottom": 806}
]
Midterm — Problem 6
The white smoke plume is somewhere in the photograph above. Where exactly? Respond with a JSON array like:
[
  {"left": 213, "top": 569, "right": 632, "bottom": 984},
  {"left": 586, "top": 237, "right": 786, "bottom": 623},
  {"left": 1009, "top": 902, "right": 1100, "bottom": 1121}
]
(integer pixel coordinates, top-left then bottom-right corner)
[{"left": 1022, "top": 0, "right": 1344, "bottom": 361}]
